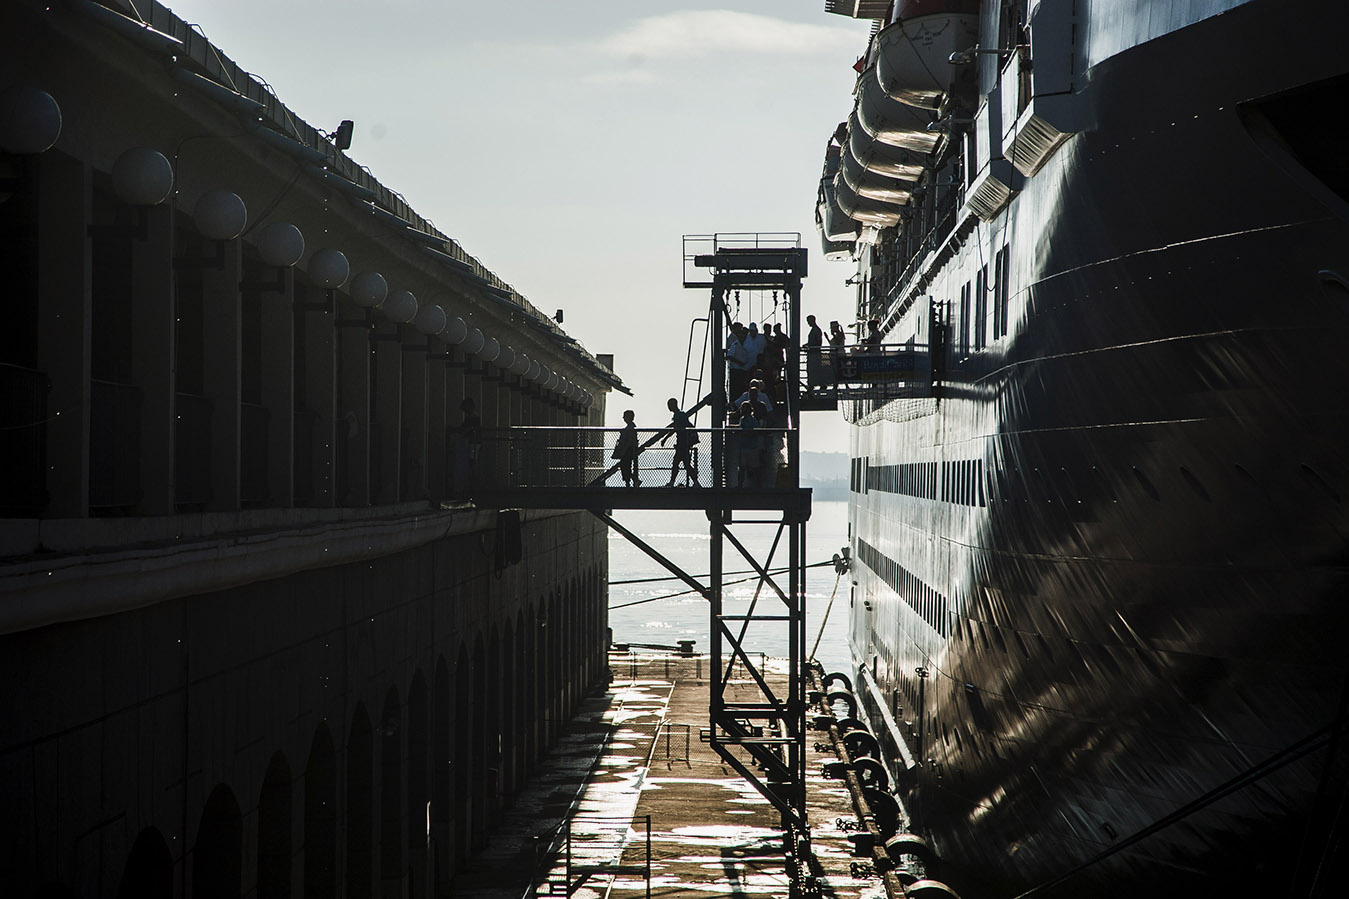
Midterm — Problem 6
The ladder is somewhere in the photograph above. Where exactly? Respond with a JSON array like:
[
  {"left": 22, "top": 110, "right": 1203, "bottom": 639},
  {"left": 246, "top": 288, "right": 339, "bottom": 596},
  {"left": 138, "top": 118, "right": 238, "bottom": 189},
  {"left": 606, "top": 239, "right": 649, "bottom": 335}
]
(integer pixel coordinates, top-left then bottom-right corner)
[{"left": 680, "top": 316, "right": 709, "bottom": 423}]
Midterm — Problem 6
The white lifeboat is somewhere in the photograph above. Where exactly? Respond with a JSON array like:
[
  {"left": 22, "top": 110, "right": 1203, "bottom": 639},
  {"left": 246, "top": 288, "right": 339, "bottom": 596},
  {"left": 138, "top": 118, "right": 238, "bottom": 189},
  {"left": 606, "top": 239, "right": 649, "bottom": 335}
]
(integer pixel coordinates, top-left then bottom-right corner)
[
  {"left": 818, "top": 142, "right": 860, "bottom": 252},
  {"left": 833, "top": 171, "right": 905, "bottom": 228},
  {"left": 847, "top": 111, "right": 928, "bottom": 181},
  {"left": 840, "top": 146, "right": 916, "bottom": 205},
  {"left": 856, "top": 66, "right": 942, "bottom": 154},
  {"left": 876, "top": 1, "right": 980, "bottom": 111}
]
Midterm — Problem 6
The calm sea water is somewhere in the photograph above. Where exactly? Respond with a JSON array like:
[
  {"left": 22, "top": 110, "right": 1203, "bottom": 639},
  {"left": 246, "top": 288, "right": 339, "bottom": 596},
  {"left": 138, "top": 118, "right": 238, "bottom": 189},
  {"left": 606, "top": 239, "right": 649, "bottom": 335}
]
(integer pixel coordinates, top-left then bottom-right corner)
[{"left": 607, "top": 500, "right": 854, "bottom": 676}]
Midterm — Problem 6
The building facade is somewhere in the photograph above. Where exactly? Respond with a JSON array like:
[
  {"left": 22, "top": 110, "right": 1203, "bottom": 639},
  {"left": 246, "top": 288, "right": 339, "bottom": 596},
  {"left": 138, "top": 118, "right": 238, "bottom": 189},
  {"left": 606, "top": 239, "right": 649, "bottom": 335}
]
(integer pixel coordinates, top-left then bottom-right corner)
[{"left": 1, "top": 1, "right": 617, "bottom": 896}]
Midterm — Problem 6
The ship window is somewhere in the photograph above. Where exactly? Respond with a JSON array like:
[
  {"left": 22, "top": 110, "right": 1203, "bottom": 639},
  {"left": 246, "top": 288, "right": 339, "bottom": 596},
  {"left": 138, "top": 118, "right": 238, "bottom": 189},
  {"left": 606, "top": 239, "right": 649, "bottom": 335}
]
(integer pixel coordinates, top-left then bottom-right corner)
[
  {"left": 958, "top": 282, "right": 971, "bottom": 356},
  {"left": 974, "top": 266, "right": 988, "bottom": 350},
  {"left": 993, "top": 247, "right": 1010, "bottom": 339}
]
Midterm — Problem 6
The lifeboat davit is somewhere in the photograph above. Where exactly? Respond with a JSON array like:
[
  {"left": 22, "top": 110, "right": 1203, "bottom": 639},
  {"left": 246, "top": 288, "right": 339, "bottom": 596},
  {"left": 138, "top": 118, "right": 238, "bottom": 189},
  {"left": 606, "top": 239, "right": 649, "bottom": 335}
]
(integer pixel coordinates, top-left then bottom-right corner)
[
  {"left": 856, "top": 66, "right": 941, "bottom": 154},
  {"left": 833, "top": 172, "right": 905, "bottom": 228},
  {"left": 847, "top": 111, "right": 929, "bottom": 181},
  {"left": 876, "top": 1, "right": 980, "bottom": 111}
]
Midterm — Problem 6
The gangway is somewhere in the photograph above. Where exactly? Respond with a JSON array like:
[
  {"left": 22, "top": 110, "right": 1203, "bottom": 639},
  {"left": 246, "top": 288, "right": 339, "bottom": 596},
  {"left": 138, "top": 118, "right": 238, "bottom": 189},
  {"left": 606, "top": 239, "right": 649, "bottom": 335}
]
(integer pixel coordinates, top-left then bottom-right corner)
[{"left": 467, "top": 233, "right": 816, "bottom": 896}]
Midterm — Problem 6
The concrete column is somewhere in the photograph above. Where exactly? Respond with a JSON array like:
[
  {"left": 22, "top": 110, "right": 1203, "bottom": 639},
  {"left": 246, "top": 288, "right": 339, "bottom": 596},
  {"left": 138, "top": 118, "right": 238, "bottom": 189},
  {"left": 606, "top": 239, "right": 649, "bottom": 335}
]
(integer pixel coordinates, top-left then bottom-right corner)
[
  {"left": 480, "top": 369, "right": 500, "bottom": 431},
  {"left": 372, "top": 327, "right": 402, "bottom": 505},
  {"left": 427, "top": 354, "right": 447, "bottom": 500},
  {"left": 201, "top": 239, "right": 243, "bottom": 511},
  {"left": 301, "top": 292, "right": 337, "bottom": 507},
  {"left": 401, "top": 344, "right": 427, "bottom": 501},
  {"left": 259, "top": 269, "right": 294, "bottom": 507},
  {"left": 337, "top": 310, "right": 370, "bottom": 506},
  {"left": 130, "top": 203, "right": 175, "bottom": 515},
  {"left": 37, "top": 152, "right": 92, "bottom": 518},
  {"left": 458, "top": 362, "right": 479, "bottom": 423}
]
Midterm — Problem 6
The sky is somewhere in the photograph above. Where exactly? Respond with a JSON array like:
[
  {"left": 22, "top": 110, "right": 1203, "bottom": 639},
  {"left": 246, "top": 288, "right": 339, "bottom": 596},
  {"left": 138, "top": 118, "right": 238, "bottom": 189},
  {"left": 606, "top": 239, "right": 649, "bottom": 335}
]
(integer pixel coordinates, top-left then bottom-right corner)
[{"left": 160, "top": 0, "right": 870, "bottom": 453}]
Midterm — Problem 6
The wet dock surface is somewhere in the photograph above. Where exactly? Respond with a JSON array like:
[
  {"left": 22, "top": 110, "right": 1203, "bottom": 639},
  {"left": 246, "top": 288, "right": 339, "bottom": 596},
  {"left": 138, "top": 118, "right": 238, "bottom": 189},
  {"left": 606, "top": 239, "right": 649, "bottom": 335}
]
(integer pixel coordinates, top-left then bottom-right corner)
[{"left": 453, "top": 651, "right": 888, "bottom": 898}]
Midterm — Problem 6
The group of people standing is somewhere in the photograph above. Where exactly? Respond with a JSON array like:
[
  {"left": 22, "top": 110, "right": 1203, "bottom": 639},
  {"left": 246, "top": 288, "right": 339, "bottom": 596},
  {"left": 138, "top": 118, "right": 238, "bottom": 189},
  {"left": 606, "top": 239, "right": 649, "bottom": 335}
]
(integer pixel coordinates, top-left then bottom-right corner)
[
  {"left": 607, "top": 314, "right": 881, "bottom": 489},
  {"left": 805, "top": 314, "right": 851, "bottom": 385}
]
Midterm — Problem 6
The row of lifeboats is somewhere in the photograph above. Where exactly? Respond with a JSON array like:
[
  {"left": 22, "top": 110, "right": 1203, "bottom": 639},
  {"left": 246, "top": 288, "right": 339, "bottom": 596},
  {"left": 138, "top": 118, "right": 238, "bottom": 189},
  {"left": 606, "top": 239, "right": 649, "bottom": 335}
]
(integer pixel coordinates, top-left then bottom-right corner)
[{"left": 817, "top": 1, "right": 980, "bottom": 256}]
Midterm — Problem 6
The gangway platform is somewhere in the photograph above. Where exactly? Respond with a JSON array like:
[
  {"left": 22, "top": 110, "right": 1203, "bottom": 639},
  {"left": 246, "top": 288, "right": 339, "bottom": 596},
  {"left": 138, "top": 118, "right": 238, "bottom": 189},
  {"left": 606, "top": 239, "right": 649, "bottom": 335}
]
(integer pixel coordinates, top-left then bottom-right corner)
[{"left": 467, "top": 425, "right": 811, "bottom": 514}]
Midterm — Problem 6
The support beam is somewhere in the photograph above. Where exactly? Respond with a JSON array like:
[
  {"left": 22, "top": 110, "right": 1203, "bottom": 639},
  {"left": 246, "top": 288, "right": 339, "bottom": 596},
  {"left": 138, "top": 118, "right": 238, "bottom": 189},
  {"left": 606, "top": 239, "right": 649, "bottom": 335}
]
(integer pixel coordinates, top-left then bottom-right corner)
[{"left": 590, "top": 510, "right": 708, "bottom": 600}]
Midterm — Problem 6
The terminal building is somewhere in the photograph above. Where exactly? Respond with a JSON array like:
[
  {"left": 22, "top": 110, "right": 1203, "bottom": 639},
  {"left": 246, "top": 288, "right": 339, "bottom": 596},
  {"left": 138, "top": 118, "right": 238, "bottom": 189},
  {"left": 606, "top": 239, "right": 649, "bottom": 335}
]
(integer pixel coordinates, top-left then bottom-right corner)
[{"left": 0, "top": 1, "right": 622, "bottom": 896}]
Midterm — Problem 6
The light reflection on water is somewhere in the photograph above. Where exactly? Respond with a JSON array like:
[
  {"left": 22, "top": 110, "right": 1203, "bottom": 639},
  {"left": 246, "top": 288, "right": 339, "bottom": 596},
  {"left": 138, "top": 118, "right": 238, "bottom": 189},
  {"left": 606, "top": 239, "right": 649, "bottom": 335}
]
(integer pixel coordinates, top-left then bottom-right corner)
[{"left": 607, "top": 500, "right": 853, "bottom": 675}]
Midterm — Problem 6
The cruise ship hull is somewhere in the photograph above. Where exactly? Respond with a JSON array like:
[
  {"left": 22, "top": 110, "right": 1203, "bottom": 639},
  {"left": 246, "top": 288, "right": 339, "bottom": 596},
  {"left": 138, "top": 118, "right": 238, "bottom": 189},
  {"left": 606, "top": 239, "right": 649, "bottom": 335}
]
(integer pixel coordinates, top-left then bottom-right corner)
[{"left": 842, "top": 1, "right": 1349, "bottom": 893}]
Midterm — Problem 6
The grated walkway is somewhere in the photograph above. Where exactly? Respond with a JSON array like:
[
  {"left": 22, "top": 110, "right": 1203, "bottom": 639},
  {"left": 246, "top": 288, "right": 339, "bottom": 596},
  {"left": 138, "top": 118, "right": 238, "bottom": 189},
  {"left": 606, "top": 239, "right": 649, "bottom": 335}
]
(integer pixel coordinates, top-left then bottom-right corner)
[{"left": 452, "top": 651, "right": 887, "bottom": 899}]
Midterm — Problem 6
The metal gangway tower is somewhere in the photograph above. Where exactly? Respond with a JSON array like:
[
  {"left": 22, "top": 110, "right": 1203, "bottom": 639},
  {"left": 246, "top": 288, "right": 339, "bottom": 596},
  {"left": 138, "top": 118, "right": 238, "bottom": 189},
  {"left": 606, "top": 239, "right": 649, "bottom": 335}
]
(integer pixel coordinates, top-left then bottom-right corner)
[
  {"left": 684, "top": 234, "right": 812, "bottom": 873},
  {"left": 469, "top": 233, "right": 815, "bottom": 891}
]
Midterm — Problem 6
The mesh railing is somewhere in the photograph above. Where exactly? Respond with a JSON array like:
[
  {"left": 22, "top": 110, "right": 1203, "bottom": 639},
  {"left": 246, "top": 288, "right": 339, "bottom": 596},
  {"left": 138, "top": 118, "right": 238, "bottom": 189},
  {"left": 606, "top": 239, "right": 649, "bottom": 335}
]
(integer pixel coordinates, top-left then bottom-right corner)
[
  {"left": 474, "top": 426, "right": 793, "bottom": 491},
  {"left": 800, "top": 341, "right": 934, "bottom": 404}
]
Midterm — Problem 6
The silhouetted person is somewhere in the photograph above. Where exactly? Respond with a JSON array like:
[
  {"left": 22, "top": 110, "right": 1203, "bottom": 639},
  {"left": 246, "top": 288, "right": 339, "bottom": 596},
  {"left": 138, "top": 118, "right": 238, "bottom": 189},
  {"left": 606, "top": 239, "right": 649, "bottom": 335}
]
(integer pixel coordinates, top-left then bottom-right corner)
[
  {"left": 736, "top": 401, "right": 759, "bottom": 487},
  {"left": 613, "top": 409, "right": 641, "bottom": 486},
  {"left": 659, "top": 397, "right": 699, "bottom": 486}
]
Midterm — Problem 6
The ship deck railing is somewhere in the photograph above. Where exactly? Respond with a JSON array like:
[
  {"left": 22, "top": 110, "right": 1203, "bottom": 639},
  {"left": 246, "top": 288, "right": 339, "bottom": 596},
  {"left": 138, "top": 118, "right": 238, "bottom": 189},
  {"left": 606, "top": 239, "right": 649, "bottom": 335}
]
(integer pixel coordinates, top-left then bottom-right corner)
[
  {"left": 462, "top": 426, "right": 811, "bottom": 512},
  {"left": 798, "top": 341, "right": 934, "bottom": 410}
]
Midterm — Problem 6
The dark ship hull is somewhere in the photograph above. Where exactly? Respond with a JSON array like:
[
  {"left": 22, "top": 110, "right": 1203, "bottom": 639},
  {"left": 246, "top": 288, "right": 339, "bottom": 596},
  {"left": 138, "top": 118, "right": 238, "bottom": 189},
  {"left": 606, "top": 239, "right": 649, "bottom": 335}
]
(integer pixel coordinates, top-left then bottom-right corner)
[{"left": 825, "top": 0, "right": 1349, "bottom": 894}]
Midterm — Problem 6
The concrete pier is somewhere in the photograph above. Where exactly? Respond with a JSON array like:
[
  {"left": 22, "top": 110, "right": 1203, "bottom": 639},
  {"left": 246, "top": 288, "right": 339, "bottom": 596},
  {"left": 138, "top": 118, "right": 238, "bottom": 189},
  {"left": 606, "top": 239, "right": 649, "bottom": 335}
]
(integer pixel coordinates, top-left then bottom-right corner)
[{"left": 453, "top": 651, "right": 892, "bottom": 898}]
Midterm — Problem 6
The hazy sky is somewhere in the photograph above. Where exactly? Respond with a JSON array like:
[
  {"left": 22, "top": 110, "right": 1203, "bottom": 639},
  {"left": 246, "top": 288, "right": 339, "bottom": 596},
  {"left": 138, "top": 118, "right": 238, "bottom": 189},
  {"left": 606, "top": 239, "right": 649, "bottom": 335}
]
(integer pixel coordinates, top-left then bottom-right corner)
[{"left": 161, "top": 0, "right": 869, "bottom": 452}]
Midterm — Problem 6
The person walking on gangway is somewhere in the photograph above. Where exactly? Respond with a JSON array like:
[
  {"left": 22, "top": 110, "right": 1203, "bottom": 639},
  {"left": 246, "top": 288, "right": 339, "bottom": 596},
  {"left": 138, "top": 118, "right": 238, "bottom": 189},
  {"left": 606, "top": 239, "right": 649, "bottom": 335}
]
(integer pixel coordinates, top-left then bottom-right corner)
[
  {"left": 613, "top": 409, "right": 641, "bottom": 487},
  {"left": 660, "top": 397, "right": 699, "bottom": 486}
]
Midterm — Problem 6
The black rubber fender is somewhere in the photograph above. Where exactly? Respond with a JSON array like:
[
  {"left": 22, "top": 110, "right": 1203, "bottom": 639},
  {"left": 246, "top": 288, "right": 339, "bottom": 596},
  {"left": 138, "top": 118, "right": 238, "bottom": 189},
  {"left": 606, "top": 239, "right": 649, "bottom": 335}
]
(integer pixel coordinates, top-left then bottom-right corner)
[
  {"left": 842, "top": 728, "right": 879, "bottom": 760},
  {"left": 883, "top": 832, "right": 934, "bottom": 865},
  {"left": 893, "top": 868, "right": 920, "bottom": 886},
  {"left": 822, "top": 670, "right": 853, "bottom": 692},
  {"left": 907, "top": 879, "right": 961, "bottom": 898},
  {"left": 835, "top": 717, "right": 868, "bottom": 735},
  {"left": 862, "top": 787, "right": 900, "bottom": 837},
  {"left": 826, "top": 689, "right": 857, "bottom": 719},
  {"left": 852, "top": 755, "right": 890, "bottom": 791}
]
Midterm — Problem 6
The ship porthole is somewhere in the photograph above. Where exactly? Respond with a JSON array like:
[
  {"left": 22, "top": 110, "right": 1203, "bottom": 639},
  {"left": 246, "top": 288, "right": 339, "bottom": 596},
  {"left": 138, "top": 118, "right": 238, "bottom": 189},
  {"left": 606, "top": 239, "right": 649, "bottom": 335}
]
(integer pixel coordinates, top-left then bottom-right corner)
[
  {"left": 1317, "top": 268, "right": 1349, "bottom": 299},
  {"left": 1178, "top": 466, "right": 1211, "bottom": 502},
  {"left": 1131, "top": 466, "right": 1161, "bottom": 502},
  {"left": 1300, "top": 463, "right": 1341, "bottom": 504}
]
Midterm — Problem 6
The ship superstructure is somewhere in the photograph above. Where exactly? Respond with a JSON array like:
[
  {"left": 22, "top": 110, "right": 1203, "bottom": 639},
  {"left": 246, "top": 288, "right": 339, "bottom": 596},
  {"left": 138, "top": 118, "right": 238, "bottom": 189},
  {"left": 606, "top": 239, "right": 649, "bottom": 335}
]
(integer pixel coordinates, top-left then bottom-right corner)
[{"left": 818, "top": 0, "right": 1349, "bottom": 894}]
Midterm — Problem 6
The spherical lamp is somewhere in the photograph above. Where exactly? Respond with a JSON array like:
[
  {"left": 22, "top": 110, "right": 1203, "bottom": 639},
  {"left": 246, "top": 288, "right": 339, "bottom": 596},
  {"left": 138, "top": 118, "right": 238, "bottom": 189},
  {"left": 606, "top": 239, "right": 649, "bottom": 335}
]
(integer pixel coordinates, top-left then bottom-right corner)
[
  {"left": 382, "top": 289, "right": 418, "bottom": 323},
  {"left": 413, "top": 303, "right": 447, "bottom": 335},
  {"left": 497, "top": 346, "right": 516, "bottom": 370},
  {"left": 194, "top": 189, "right": 247, "bottom": 241},
  {"left": 442, "top": 316, "right": 468, "bottom": 345},
  {"left": 511, "top": 354, "right": 531, "bottom": 376},
  {"left": 0, "top": 86, "right": 62, "bottom": 155},
  {"left": 111, "top": 147, "right": 173, "bottom": 206},
  {"left": 478, "top": 337, "right": 501, "bottom": 363},
  {"left": 309, "top": 248, "right": 349, "bottom": 289},
  {"left": 526, "top": 360, "right": 541, "bottom": 380},
  {"left": 257, "top": 221, "right": 304, "bottom": 266},
  {"left": 350, "top": 271, "right": 387, "bottom": 308},
  {"left": 543, "top": 371, "right": 559, "bottom": 390},
  {"left": 462, "top": 328, "right": 485, "bottom": 355}
]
